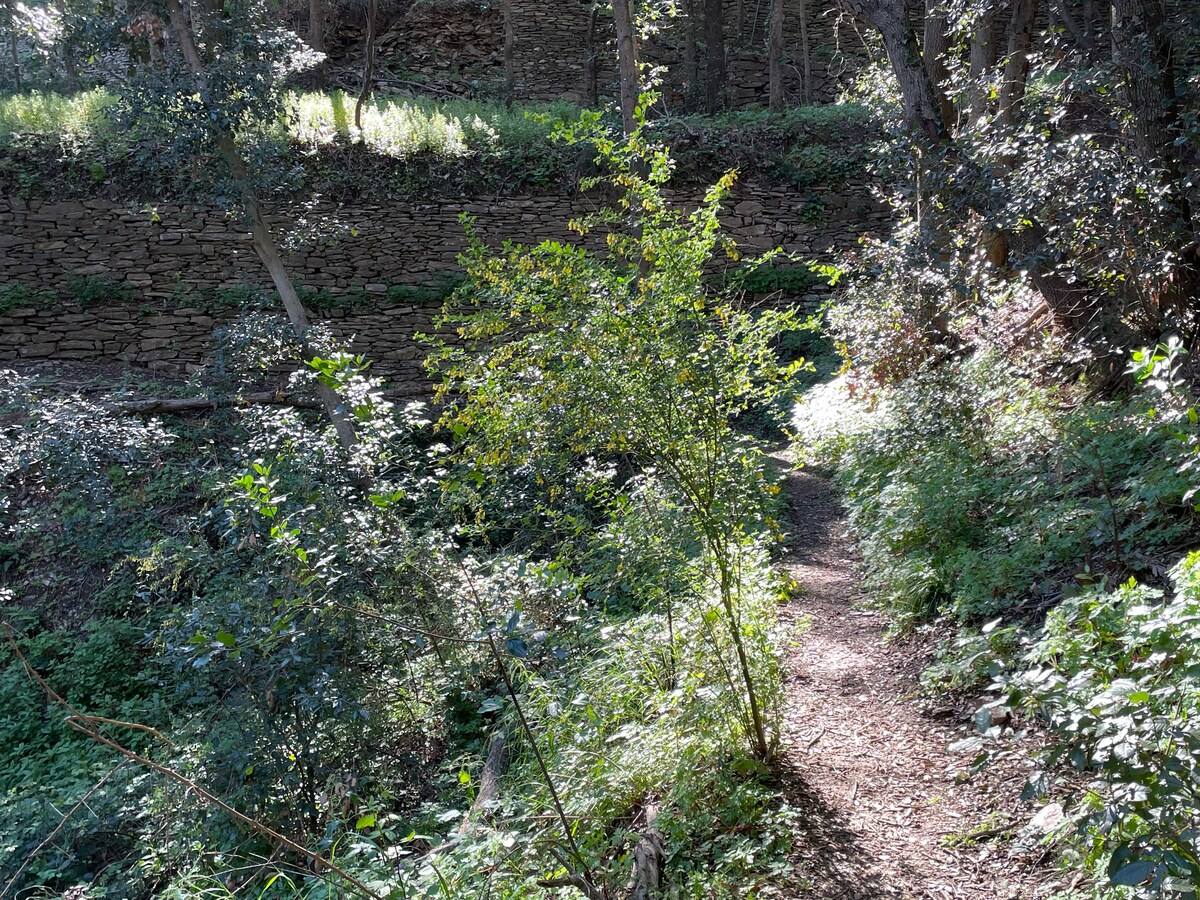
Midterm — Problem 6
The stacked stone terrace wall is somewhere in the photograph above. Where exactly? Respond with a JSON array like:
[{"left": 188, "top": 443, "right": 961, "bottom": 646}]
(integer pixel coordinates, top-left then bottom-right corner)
[{"left": 0, "top": 182, "right": 887, "bottom": 394}]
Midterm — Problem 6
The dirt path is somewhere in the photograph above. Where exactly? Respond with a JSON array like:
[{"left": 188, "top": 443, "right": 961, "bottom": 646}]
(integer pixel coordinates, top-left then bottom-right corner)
[{"left": 776, "top": 465, "right": 1059, "bottom": 900}]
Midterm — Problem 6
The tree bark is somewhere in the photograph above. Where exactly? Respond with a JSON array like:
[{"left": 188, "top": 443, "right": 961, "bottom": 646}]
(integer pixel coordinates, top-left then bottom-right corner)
[
  {"left": 355, "top": 0, "right": 377, "bottom": 128},
  {"left": 308, "top": 0, "right": 326, "bottom": 89},
  {"left": 459, "top": 730, "right": 509, "bottom": 831},
  {"left": 922, "top": 2, "right": 956, "bottom": 128},
  {"left": 4, "top": 0, "right": 19, "bottom": 89},
  {"left": 502, "top": 0, "right": 515, "bottom": 102},
  {"left": 998, "top": 0, "right": 1039, "bottom": 125},
  {"left": 704, "top": 0, "right": 725, "bottom": 113},
  {"left": 798, "top": 0, "right": 812, "bottom": 102},
  {"left": 682, "top": 0, "right": 701, "bottom": 108},
  {"left": 838, "top": 0, "right": 945, "bottom": 141},
  {"left": 584, "top": 3, "right": 599, "bottom": 106},
  {"left": 1110, "top": 0, "right": 1183, "bottom": 177},
  {"left": 769, "top": 0, "right": 785, "bottom": 111},
  {"left": 1053, "top": 0, "right": 1094, "bottom": 52},
  {"left": 968, "top": 0, "right": 1000, "bottom": 117},
  {"left": 627, "top": 803, "right": 664, "bottom": 900},
  {"left": 164, "top": 0, "right": 360, "bottom": 459},
  {"left": 612, "top": 0, "right": 640, "bottom": 135}
]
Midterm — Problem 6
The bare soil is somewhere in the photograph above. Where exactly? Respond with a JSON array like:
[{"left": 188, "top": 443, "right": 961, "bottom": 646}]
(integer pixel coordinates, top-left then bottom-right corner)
[{"left": 776, "top": 464, "right": 1076, "bottom": 900}]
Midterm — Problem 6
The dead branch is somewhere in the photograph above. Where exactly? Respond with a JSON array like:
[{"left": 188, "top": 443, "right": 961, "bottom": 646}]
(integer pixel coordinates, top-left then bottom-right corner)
[
  {"left": 119, "top": 391, "right": 321, "bottom": 415},
  {"left": 461, "top": 729, "right": 509, "bottom": 831},
  {"left": 626, "top": 802, "right": 663, "bottom": 900}
]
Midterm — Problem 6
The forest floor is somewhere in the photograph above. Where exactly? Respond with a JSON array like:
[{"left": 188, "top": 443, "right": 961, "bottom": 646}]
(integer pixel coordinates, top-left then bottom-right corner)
[{"left": 776, "top": 461, "right": 1076, "bottom": 900}]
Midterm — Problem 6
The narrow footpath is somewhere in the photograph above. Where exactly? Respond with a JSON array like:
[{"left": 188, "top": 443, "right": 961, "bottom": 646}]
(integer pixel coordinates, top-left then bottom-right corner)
[{"left": 776, "top": 465, "right": 1065, "bottom": 900}]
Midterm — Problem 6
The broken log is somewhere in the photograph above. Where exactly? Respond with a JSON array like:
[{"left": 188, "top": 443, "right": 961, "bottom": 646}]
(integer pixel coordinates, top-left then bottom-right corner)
[
  {"left": 119, "top": 391, "right": 320, "bottom": 415},
  {"left": 461, "top": 729, "right": 509, "bottom": 831}
]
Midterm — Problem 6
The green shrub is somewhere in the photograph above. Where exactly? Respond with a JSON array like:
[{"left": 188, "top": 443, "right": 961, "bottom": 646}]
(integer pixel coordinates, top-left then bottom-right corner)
[
  {"left": 67, "top": 274, "right": 135, "bottom": 307},
  {"left": 1005, "top": 555, "right": 1200, "bottom": 894},
  {"left": 0, "top": 283, "right": 53, "bottom": 314},
  {"left": 795, "top": 352, "right": 1197, "bottom": 628}
]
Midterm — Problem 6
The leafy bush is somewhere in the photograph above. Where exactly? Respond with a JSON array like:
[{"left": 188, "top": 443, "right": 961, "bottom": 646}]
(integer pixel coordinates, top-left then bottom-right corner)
[
  {"left": 796, "top": 351, "right": 1198, "bottom": 628},
  {"left": 1004, "top": 555, "right": 1200, "bottom": 896}
]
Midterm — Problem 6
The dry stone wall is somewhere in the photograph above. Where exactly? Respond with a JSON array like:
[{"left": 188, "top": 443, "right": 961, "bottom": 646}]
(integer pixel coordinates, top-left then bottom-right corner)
[{"left": 0, "top": 182, "right": 887, "bottom": 394}]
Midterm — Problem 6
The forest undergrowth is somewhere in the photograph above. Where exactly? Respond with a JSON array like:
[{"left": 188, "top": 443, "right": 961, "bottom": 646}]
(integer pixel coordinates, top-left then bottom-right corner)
[{"left": 0, "top": 117, "right": 810, "bottom": 900}]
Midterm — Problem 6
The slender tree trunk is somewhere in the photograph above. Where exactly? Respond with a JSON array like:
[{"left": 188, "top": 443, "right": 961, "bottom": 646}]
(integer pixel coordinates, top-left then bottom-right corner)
[
  {"left": 682, "top": 0, "right": 701, "bottom": 109},
  {"left": 4, "top": 0, "right": 19, "bottom": 90},
  {"left": 735, "top": 0, "right": 745, "bottom": 42},
  {"left": 798, "top": 0, "right": 812, "bottom": 102},
  {"left": 998, "top": 0, "right": 1039, "bottom": 125},
  {"left": 612, "top": 0, "right": 640, "bottom": 135},
  {"left": 355, "top": 0, "right": 377, "bottom": 128},
  {"left": 769, "top": 0, "right": 784, "bottom": 111},
  {"left": 165, "top": 0, "right": 359, "bottom": 459},
  {"left": 922, "top": 2, "right": 956, "bottom": 129},
  {"left": 584, "top": 3, "right": 599, "bottom": 106},
  {"left": 1054, "top": 0, "right": 1094, "bottom": 52},
  {"left": 308, "top": 0, "right": 326, "bottom": 90},
  {"left": 704, "top": 0, "right": 725, "bottom": 113},
  {"left": 969, "top": 0, "right": 1000, "bottom": 117},
  {"left": 502, "top": 0, "right": 515, "bottom": 102},
  {"left": 1082, "top": 0, "right": 1096, "bottom": 51}
]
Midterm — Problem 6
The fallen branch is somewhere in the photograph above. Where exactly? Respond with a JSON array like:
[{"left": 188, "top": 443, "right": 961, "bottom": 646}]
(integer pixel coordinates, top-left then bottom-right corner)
[
  {"left": 627, "top": 802, "right": 663, "bottom": 900},
  {"left": 461, "top": 729, "right": 509, "bottom": 832},
  {"left": 120, "top": 391, "right": 321, "bottom": 415}
]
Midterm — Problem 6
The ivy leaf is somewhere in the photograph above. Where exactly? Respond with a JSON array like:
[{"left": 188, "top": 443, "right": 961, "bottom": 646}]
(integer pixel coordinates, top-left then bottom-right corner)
[
  {"left": 506, "top": 637, "right": 528, "bottom": 659},
  {"left": 355, "top": 814, "right": 376, "bottom": 831},
  {"left": 1109, "top": 859, "right": 1156, "bottom": 886},
  {"left": 215, "top": 630, "right": 236, "bottom": 648}
]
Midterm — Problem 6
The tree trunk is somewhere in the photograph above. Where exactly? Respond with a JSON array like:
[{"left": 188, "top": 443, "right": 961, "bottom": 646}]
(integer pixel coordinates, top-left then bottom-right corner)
[
  {"left": 584, "top": 3, "right": 599, "bottom": 106},
  {"left": 968, "top": 0, "right": 1000, "bottom": 118},
  {"left": 121, "top": 392, "right": 321, "bottom": 415},
  {"left": 682, "top": 0, "right": 701, "bottom": 108},
  {"left": 612, "top": 0, "right": 640, "bottom": 135},
  {"left": 4, "top": 0, "right": 19, "bottom": 89},
  {"left": 627, "top": 803, "right": 664, "bottom": 900},
  {"left": 735, "top": 0, "right": 745, "bottom": 41},
  {"left": 1110, "top": 0, "right": 1182, "bottom": 174},
  {"left": 704, "top": 0, "right": 725, "bottom": 113},
  {"left": 922, "top": 2, "right": 956, "bottom": 128},
  {"left": 769, "top": 0, "right": 784, "bottom": 111},
  {"left": 798, "top": 0, "right": 812, "bottom": 102},
  {"left": 839, "top": 0, "right": 945, "bottom": 141},
  {"left": 355, "top": 0, "right": 377, "bottom": 128},
  {"left": 308, "top": 0, "right": 326, "bottom": 90},
  {"left": 164, "top": 0, "right": 360, "bottom": 460},
  {"left": 1054, "top": 0, "right": 1094, "bottom": 51},
  {"left": 1082, "top": 0, "right": 1097, "bottom": 51},
  {"left": 1111, "top": 0, "right": 1194, "bottom": 306},
  {"left": 502, "top": 0, "right": 515, "bottom": 102},
  {"left": 998, "top": 0, "right": 1039, "bottom": 125}
]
